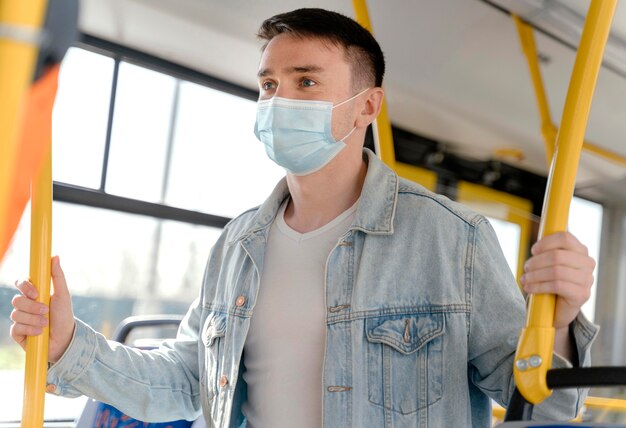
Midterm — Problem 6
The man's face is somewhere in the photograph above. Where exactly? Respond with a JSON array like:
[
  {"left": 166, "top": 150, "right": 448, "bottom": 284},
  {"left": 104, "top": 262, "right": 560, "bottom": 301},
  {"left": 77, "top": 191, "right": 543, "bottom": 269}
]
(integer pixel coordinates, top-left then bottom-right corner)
[{"left": 257, "top": 34, "right": 358, "bottom": 140}]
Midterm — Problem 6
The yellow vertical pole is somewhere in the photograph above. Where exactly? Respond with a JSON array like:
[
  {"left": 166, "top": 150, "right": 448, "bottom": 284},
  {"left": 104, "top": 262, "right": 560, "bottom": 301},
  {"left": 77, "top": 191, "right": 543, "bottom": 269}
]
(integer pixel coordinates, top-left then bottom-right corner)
[
  {"left": 23, "top": 149, "right": 53, "bottom": 428},
  {"left": 513, "top": 16, "right": 557, "bottom": 166},
  {"left": 513, "top": 0, "right": 617, "bottom": 404},
  {"left": 0, "top": 1, "right": 48, "bottom": 257},
  {"left": 0, "top": 2, "right": 51, "bottom": 427},
  {"left": 351, "top": 0, "right": 396, "bottom": 168}
]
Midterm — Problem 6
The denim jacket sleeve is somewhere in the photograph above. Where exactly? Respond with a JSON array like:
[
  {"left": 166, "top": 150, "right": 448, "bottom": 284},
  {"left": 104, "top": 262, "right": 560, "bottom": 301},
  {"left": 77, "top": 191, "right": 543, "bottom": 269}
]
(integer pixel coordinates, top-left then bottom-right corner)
[
  {"left": 468, "top": 219, "right": 599, "bottom": 420},
  {"left": 46, "top": 296, "right": 204, "bottom": 423}
]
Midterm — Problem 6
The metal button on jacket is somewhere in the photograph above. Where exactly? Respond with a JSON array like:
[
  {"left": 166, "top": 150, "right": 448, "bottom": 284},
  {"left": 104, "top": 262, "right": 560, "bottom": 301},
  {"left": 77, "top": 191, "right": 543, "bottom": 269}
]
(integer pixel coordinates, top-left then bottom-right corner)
[{"left": 219, "top": 375, "right": 229, "bottom": 388}]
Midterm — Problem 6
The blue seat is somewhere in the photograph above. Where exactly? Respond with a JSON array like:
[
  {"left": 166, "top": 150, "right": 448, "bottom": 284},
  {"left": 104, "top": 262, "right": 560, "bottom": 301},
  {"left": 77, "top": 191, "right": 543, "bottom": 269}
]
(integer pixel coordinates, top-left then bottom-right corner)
[{"left": 74, "top": 315, "right": 203, "bottom": 428}]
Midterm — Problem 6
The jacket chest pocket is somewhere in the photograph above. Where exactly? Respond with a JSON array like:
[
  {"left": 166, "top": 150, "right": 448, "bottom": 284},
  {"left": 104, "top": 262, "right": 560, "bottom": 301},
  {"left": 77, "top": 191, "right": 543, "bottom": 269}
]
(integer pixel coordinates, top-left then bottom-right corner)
[
  {"left": 366, "top": 313, "right": 445, "bottom": 415},
  {"left": 201, "top": 312, "right": 227, "bottom": 401}
]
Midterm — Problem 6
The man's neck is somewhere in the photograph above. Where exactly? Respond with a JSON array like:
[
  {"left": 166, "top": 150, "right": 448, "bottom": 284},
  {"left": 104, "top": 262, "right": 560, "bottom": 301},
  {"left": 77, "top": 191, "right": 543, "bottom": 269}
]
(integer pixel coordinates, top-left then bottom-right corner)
[{"left": 283, "top": 148, "right": 367, "bottom": 233}]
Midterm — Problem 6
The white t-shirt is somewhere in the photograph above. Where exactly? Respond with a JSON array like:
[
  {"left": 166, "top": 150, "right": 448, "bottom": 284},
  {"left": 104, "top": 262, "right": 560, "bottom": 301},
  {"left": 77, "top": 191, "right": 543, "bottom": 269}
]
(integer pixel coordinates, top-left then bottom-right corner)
[{"left": 241, "top": 198, "right": 357, "bottom": 428}]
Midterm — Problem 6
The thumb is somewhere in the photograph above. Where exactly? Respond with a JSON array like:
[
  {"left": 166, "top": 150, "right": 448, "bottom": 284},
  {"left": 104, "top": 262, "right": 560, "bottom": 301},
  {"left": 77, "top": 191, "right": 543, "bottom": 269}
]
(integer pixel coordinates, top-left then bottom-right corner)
[{"left": 51, "top": 255, "right": 70, "bottom": 298}]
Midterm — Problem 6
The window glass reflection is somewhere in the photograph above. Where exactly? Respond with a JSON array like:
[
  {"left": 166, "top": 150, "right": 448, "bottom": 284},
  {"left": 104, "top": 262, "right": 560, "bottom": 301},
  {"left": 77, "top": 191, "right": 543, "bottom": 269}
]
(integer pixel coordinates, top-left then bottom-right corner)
[
  {"left": 569, "top": 196, "right": 603, "bottom": 322},
  {"left": 165, "top": 81, "right": 284, "bottom": 218},
  {"left": 106, "top": 62, "right": 176, "bottom": 202},
  {"left": 52, "top": 48, "right": 113, "bottom": 188}
]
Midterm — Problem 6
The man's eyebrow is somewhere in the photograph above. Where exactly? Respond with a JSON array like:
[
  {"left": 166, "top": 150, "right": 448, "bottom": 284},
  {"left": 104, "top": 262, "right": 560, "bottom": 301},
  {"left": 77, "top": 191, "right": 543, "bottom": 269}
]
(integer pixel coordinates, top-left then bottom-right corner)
[
  {"left": 257, "top": 65, "right": 324, "bottom": 78},
  {"left": 289, "top": 65, "right": 324, "bottom": 74}
]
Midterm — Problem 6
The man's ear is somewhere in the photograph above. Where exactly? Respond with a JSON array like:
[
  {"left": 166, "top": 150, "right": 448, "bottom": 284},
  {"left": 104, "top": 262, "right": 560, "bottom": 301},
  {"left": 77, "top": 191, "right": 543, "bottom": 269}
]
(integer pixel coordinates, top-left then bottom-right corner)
[{"left": 355, "top": 88, "right": 384, "bottom": 128}]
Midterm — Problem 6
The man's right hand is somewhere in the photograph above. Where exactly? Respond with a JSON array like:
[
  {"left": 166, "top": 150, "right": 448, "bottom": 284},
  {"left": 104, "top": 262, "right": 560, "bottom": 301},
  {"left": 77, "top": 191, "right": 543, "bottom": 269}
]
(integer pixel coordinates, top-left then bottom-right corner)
[{"left": 10, "top": 255, "right": 76, "bottom": 363}]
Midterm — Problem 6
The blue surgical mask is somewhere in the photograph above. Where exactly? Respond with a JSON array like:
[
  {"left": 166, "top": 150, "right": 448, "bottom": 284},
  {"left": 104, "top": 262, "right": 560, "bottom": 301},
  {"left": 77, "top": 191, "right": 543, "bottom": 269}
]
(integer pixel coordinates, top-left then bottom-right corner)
[{"left": 254, "top": 88, "right": 369, "bottom": 176}]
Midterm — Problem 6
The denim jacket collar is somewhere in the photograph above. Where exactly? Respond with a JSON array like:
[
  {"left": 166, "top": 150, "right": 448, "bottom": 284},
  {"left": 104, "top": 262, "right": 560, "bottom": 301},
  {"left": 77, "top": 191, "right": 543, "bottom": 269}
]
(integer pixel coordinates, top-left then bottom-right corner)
[
  {"left": 352, "top": 148, "right": 398, "bottom": 235},
  {"left": 233, "top": 148, "right": 399, "bottom": 243}
]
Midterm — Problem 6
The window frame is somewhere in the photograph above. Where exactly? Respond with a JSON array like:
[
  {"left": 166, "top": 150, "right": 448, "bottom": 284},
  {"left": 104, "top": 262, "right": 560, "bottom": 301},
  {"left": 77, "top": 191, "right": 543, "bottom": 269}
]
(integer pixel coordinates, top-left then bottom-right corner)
[{"left": 53, "top": 33, "right": 261, "bottom": 224}]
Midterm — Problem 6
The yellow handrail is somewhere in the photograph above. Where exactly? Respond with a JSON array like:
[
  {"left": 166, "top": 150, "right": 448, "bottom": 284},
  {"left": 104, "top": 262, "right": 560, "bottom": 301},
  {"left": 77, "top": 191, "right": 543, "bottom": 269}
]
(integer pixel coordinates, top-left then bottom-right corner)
[
  {"left": 585, "top": 396, "right": 626, "bottom": 412},
  {"left": 493, "top": 396, "right": 626, "bottom": 424},
  {"left": 18, "top": 61, "right": 60, "bottom": 428},
  {"left": 351, "top": 0, "right": 396, "bottom": 168},
  {"left": 583, "top": 141, "right": 626, "bottom": 168},
  {"left": 0, "top": 2, "right": 53, "bottom": 427},
  {"left": 513, "top": 15, "right": 556, "bottom": 166},
  {"left": 513, "top": 0, "right": 617, "bottom": 404},
  {"left": 0, "top": 1, "right": 48, "bottom": 260},
  {"left": 23, "top": 148, "right": 52, "bottom": 428},
  {"left": 514, "top": 14, "right": 626, "bottom": 170},
  {"left": 353, "top": 0, "right": 440, "bottom": 191}
]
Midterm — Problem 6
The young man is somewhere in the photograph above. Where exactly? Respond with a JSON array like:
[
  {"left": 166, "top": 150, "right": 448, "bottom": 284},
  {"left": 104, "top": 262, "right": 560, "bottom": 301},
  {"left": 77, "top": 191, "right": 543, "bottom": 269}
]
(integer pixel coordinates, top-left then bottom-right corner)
[{"left": 11, "top": 8, "right": 597, "bottom": 427}]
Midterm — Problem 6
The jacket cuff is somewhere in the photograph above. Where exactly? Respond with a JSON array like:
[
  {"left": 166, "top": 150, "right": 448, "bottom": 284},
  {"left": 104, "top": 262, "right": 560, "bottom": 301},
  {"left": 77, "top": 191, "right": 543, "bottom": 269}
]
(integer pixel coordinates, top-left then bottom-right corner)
[
  {"left": 552, "top": 311, "right": 599, "bottom": 369},
  {"left": 46, "top": 318, "right": 98, "bottom": 397}
]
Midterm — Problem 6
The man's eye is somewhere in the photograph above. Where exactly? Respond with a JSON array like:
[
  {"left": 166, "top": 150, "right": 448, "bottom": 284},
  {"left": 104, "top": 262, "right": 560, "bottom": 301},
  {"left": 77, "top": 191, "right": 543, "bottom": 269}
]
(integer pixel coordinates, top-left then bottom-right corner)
[
  {"left": 301, "top": 79, "right": 316, "bottom": 87},
  {"left": 261, "top": 81, "right": 275, "bottom": 90}
]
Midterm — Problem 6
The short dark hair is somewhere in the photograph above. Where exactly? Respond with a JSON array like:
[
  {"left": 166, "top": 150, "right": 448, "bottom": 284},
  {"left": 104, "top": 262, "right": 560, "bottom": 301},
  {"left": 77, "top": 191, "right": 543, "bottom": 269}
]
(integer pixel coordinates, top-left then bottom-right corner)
[{"left": 257, "top": 8, "right": 385, "bottom": 89}]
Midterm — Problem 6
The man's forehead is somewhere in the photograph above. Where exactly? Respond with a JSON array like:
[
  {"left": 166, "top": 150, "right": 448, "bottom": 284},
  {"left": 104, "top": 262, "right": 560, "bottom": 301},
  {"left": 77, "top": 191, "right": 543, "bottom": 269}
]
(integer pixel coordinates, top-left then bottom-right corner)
[
  {"left": 261, "top": 34, "right": 346, "bottom": 60},
  {"left": 258, "top": 35, "right": 349, "bottom": 75},
  {"left": 264, "top": 32, "right": 342, "bottom": 50}
]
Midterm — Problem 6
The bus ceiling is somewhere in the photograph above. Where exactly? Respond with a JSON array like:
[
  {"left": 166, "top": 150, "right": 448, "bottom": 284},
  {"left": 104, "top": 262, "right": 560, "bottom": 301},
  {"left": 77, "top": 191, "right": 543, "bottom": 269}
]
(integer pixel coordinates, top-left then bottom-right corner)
[{"left": 75, "top": 0, "right": 626, "bottom": 203}]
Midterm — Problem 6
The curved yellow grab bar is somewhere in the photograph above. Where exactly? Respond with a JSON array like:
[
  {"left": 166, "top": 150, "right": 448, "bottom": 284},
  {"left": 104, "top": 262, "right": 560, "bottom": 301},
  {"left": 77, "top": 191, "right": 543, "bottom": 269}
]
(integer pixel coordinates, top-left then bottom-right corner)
[{"left": 513, "top": 0, "right": 618, "bottom": 404}]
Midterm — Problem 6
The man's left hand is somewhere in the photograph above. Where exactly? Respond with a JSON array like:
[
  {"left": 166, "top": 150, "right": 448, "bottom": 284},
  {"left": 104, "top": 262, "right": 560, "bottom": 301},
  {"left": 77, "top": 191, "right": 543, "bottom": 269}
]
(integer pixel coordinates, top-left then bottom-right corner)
[{"left": 520, "top": 231, "right": 595, "bottom": 330}]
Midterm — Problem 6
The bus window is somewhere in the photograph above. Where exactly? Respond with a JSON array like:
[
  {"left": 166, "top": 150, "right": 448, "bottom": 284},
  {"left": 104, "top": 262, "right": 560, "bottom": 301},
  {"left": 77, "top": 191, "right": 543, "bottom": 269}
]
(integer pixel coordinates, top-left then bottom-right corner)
[
  {"left": 52, "top": 47, "right": 114, "bottom": 189},
  {"left": 569, "top": 196, "right": 603, "bottom": 322},
  {"left": 105, "top": 62, "right": 178, "bottom": 202},
  {"left": 0, "top": 44, "right": 280, "bottom": 424},
  {"left": 0, "top": 202, "right": 223, "bottom": 422},
  {"left": 164, "top": 81, "right": 284, "bottom": 218}
]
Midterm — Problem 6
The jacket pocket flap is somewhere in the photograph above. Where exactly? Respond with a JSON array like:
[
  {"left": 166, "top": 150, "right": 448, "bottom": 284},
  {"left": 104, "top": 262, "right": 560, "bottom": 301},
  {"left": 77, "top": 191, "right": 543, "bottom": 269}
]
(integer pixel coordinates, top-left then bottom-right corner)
[
  {"left": 366, "top": 314, "right": 444, "bottom": 355},
  {"left": 202, "top": 313, "right": 227, "bottom": 347}
]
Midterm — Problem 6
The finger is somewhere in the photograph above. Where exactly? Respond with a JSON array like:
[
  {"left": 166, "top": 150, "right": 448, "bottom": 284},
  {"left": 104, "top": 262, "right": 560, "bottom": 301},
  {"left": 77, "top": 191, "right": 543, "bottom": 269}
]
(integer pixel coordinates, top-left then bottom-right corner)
[
  {"left": 523, "top": 280, "right": 591, "bottom": 306},
  {"left": 11, "top": 294, "right": 49, "bottom": 315},
  {"left": 531, "top": 232, "right": 588, "bottom": 256},
  {"left": 14, "top": 279, "right": 38, "bottom": 299},
  {"left": 524, "top": 250, "right": 596, "bottom": 272},
  {"left": 9, "top": 323, "right": 26, "bottom": 349},
  {"left": 521, "top": 265, "right": 593, "bottom": 291},
  {"left": 10, "top": 322, "right": 43, "bottom": 340},
  {"left": 51, "top": 255, "right": 70, "bottom": 298},
  {"left": 10, "top": 308, "right": 49, "bottom": 327}
]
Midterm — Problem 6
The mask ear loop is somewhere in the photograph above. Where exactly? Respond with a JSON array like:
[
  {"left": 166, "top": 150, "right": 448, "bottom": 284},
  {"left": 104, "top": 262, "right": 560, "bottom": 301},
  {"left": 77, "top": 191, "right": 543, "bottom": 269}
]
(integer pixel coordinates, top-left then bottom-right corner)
[
  {"left": 337, "top": 126, "right": 357, "bottom": 142},
  {"left": 333, "top": 88, "right": 371, "bottom": 142},
  {"left": 332, "top": 87, "right": 371, "bottom": 109}
]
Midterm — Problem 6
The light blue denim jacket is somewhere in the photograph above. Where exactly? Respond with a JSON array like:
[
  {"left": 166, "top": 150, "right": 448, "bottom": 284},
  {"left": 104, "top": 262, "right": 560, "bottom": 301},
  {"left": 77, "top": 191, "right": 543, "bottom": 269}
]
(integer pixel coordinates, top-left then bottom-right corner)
[{"left": 47, "top": 149, "right": 598, "bottom": 427}]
